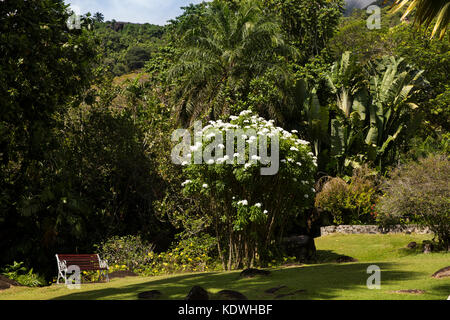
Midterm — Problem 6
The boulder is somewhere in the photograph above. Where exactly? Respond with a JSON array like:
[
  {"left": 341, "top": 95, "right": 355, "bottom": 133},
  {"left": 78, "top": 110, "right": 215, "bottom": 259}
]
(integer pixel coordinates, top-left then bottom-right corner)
[
  {"left": 264, "top": 285, "right": 287, "bottom": 294},
  {"left": 240, "top": 268, "right": 270, "bottom": 278},
  {"left": 406, "top": 242, "right": 417, "bottom": 249},
  {"left": 281, "top": 235, "right": 316, "bottom": 262},
  {"left": 138, "top": 290, "right": 162, "bottom": 300},
  {"left": 431, "top": 266, "right": 450, "bottom": 279},
  {"left": 217, "top": 290, "right": 247, "bottom": 300},
  {"left": 186, "top": 286, "right": 209, "bottom": 300},
  {"left": 0, "top": 281, "right": 11, "bottom": 290}
]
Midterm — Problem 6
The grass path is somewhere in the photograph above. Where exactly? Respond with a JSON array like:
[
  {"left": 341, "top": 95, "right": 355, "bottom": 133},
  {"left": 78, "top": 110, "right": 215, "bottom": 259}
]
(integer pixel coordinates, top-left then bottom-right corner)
[{"left": 1, "top": 234, "right": 449, "bottom": 300}]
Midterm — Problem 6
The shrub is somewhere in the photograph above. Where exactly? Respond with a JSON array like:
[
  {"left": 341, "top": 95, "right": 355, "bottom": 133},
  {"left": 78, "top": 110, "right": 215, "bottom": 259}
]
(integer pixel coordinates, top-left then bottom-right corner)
[
  {"left": 94, "top": 235, "right": 155, "bottom": 271},
  {"left": 1, "top": 261, "right": 45, "bottom": 287},
  {"left": 376, "top": 155, "right": 450, "bottom": 250},
  {"left": 180, "top": 110, "right": 317, "bottom": 269},
  {"left": 139, "top": 234, "right": 219, "bottom": 276},
  {"left": 315, "top": 166, "right": 379, "bottom": 225}
]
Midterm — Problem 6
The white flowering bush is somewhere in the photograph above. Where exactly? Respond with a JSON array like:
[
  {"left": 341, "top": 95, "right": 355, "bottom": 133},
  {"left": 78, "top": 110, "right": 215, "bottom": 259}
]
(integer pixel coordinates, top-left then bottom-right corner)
[{"left": 181, "top": 110, "right": 317, "bottom": 269}]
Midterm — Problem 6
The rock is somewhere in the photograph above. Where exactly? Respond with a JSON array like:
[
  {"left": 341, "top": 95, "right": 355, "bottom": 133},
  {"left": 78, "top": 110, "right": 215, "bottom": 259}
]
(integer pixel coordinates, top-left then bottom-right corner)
[
  {"left": 336, "top": 255, "right": 358, "bottom": 263},
  {"left": 406, "top": 242, "right": 417, "bottom": 249},
  {"left": 0, "top": 281, "right": 11, "bottom": 290},
  {"left": 138, "top": 290, "right": 162, "bottom": 300},
  {"left": 0, "top": 275, "right": 21, "bottom": 286},
  {"left": 275, "top": 290, "right": 306, "bottom": 299},
  {"left": 217, "top": 290, "right": 248, "bottom": 300},
  {"left": 264, "top": 285, "right": 287, "bottom": 294},
  {"left": 186, "top": 286, "right": 209, "bottom": 300},
  {"left": 240, "top": 268, "right": 271, "bottom": 278},
  {"left": 431, "top": 266, "right": 450, "bottom": 279},
  {"left": 275, "top": 293, "right": 294, "bottom": 299},
  {"left": 281, "top": 235, "right": 316, "bottom": 262}
]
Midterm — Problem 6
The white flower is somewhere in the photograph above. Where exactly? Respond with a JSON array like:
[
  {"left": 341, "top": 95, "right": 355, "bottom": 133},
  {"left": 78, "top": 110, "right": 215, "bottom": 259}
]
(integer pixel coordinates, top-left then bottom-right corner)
[
  {"left": 251, "top": 155, "right": 261, "bottom": 161},
  {"left": 202, "top": 184, "right": 208, "bottom": 188},
  {"left": 181, "top": 161, "right": 189, "bottom": 166},
  {"left": 296, "top": 162, "right": 302, "bottom": 166},
  {"left": 230, "top": 115, "right": 238, "bottom": 121},
  {"left": 254, "top": 203, "right": 262, "bottom": 208},
  {"left": 304, "top": 194, "right": 309, "bottom": 199},
  {"left": 290, "top": 147, "right": 299, "bottom": 151},
  {"left": 207, "top": 159, "right": 214, "bottom": 165},
  {"left": 263, "top": 210, "right": 268, "bottom": 214},
  {"left": 218, "top": 144, "right": 225, "bottom": 149},
  {"left": 237, "top": 200, "right": 248, "bottom": 206},
  {"left": 291, "top": 130, "right": 298, "bottom": 133},
  {"left": 233, "top": 153, "right": 240, "bottom": 158},
  {"left": 223, "top": 155, "right": 230, "bottom": 161},
  {"left": 244, "top": 163, "right": 252, "bottom": 169},
  {"left": 181, "top": 180, "right": 192, "bottom": 187}
]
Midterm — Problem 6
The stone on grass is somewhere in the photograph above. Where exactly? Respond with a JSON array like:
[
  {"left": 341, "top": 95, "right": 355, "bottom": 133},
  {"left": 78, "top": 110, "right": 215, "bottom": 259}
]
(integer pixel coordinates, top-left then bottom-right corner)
[
  {"left": 239, "top": 268, "right": 271, "bottom": 278},
  {"left": 264, "top": 285, "right": 287, "bottom": 294},
  {"left": 281, "top": 235, "right": 316, "bottom": 262},
  {"left": 431, "top": 266, "right": 450, "bottom": 279},
  {"left": 406, "top": 242, "right": 417, "bottom": 249},
  {"left": 186, "top": 286, "right": 209, "bottom": 300},
  {"left": 217, "top": 290, "right": 247, "bottom": 300}
]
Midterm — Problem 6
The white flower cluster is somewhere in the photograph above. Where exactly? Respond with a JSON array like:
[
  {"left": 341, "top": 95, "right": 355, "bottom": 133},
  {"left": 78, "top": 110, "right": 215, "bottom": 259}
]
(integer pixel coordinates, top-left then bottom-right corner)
[{"left": 236, "top": 200, "right": 269, "bottom": 214}]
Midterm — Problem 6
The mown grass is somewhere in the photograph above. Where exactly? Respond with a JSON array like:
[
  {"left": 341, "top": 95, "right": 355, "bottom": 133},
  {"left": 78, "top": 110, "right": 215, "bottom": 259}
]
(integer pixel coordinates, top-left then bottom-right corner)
[{"left": 1, "top": 234, "right": 448, "bottom": 300}]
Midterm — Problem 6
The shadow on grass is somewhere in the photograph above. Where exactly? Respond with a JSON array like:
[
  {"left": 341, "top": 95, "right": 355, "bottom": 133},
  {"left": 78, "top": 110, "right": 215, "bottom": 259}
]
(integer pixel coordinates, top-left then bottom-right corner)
[{"left": 52, "top": 262, "right": 424, "bottom": 300}]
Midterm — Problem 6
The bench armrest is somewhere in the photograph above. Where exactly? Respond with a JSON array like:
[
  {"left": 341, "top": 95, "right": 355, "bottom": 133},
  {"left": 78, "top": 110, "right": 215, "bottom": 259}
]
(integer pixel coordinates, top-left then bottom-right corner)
[{"left": 99, "top": 258, "right": 109, "bottom": 270}]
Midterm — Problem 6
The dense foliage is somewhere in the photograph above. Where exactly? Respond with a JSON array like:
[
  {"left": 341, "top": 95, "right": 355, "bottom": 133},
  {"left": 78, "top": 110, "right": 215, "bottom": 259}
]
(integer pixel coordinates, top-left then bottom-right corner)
[
  {"left": 376, "top": 155, "right": 450, "bottom": 249},
  {"left": 1, "top": 0, "right": 448, "bottom": 282}
]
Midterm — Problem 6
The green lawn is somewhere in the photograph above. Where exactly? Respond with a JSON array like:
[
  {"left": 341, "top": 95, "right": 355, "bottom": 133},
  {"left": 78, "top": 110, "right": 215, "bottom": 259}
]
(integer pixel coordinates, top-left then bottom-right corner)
[{"left": 1, "top": 234, "right": 449, "bottom": 300}]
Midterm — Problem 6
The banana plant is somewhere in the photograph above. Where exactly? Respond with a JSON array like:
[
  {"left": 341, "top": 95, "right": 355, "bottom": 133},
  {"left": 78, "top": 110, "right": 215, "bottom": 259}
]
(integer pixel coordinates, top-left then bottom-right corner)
[
  {"left": 326, "top": 52, "right": 369, "bottom": 173},
  {"left": 365, "top": 56, "right": 425, "bottom": 169},
  {"left": 294, "top": 79, "right": 329, "bottom": 156}
]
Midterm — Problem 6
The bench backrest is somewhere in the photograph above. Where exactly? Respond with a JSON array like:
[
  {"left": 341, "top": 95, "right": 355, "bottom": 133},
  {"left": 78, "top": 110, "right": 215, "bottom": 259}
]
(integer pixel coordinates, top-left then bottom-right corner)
[{"left": 56, "top": 254, "right": 103, "bottom": 271}]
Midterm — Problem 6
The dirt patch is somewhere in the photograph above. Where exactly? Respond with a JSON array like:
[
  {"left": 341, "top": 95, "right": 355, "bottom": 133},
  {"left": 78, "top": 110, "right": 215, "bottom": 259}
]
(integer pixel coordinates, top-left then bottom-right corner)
[
  {"left": 391, "top": 289, "right": 426, "bottom": 295},
  {"left": 108, "top": 270, "right": 139, "bottom": 279},
  {"left": 431, "top": 266, "right": 450, "bottom": 279}
]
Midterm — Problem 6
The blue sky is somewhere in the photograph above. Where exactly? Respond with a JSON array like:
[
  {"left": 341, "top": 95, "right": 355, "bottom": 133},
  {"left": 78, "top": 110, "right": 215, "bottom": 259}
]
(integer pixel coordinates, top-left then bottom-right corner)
[{"left": 66, "top": 0, "right": 206, "bottom": 25}]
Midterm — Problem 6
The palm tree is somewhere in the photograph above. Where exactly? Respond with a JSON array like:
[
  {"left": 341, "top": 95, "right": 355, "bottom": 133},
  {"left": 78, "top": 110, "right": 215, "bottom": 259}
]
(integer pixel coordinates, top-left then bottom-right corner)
[
  {"left": 169, "top": 0, "right": 295, "bottom": 125},
  {"left": 390, "top": 0, "right": 449, "bottom": 39},
  {"left": 94, "top": 12, "right": 104, "bottom": 23}
]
